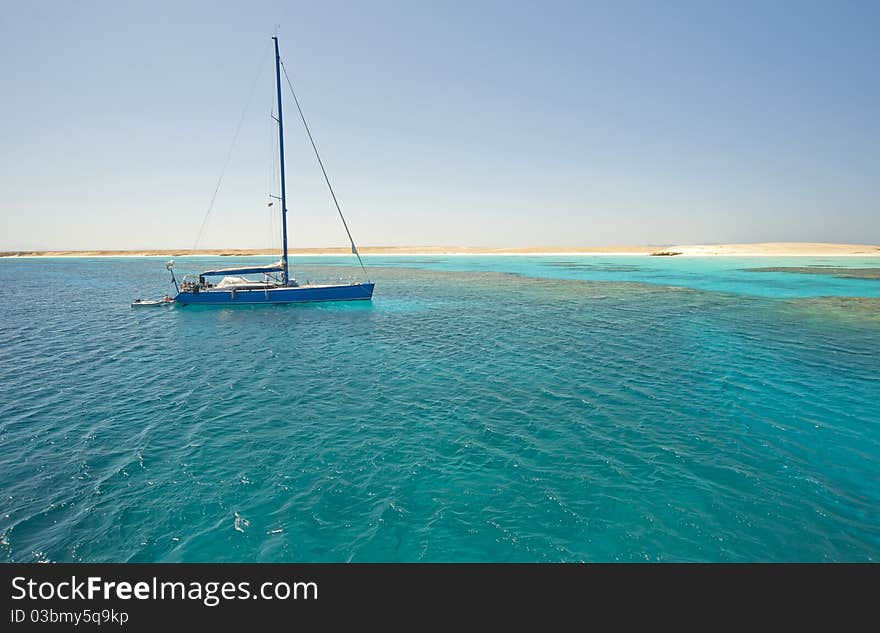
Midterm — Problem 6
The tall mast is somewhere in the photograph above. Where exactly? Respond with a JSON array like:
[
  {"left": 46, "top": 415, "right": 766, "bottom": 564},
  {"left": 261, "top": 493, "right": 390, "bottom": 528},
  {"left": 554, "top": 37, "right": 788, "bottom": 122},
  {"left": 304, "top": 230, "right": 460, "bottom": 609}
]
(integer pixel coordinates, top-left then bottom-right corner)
[{"left": 273, "top": 36, "right": 290, "bottom": 284}]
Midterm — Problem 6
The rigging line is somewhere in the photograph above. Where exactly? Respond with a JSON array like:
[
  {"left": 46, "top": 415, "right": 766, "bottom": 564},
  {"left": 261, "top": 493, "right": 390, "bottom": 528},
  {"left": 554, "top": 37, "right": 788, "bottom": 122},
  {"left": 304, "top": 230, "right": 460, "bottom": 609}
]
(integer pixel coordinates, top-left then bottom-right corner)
[
  {"left": 280, "top": 59, "right": 369, "bottom": 278},
  {"left": 193, "top": 41, "right": 272, "bottom": 251}
]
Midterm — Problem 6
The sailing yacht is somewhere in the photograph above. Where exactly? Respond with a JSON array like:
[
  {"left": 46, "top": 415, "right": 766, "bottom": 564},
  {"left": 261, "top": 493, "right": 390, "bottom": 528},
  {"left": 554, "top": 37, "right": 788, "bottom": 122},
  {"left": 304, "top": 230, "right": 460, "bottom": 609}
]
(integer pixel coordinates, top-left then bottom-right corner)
[{"left": 166, "top": 36, "right": 374, "bottom": 306}]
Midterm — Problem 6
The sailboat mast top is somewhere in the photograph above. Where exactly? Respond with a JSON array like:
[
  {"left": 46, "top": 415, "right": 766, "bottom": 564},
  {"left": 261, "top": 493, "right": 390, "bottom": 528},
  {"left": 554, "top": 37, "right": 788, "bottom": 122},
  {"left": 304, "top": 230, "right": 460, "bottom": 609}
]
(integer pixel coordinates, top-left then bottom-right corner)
[{"left": 273, "top": 36, "right": 290, "bottom": 285}]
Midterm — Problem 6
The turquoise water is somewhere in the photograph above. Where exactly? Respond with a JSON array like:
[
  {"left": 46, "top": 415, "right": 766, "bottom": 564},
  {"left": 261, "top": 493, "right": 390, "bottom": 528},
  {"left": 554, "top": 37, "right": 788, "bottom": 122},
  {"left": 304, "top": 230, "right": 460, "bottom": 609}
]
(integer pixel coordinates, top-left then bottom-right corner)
[{"left": 0, "top": 255, "right": 878, "bottom": 561}]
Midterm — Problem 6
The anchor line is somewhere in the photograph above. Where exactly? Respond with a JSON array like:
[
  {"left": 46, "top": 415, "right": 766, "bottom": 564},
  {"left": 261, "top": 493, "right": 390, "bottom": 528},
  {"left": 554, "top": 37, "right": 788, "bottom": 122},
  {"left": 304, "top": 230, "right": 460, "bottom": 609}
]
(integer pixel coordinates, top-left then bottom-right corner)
[{"left": 280, "top": 60, "right": 369, "bottom": 279}]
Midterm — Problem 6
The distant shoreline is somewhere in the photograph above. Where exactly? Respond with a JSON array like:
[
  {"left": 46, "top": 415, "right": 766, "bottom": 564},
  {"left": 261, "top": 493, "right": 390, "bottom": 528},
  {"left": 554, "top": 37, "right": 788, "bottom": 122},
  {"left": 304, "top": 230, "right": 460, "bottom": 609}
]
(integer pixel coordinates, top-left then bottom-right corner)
[{"left": 1, "top": 243, "right": 878, "bottom": 258}]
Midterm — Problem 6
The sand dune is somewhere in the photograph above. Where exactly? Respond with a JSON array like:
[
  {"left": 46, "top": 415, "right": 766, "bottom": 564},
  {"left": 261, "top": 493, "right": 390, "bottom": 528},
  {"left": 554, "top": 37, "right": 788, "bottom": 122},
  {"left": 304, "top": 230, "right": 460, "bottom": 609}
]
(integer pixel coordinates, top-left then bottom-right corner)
[{"left": 1, "top": 243, "right": 878, "bottom": 258}]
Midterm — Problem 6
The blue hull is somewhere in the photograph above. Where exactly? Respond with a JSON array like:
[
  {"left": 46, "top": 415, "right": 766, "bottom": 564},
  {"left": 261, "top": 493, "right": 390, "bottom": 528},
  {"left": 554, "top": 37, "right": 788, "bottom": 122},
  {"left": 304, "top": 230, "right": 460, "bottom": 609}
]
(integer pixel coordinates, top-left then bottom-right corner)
[{"left": 175, "top": 282, "right": 374, "bottom": 305}]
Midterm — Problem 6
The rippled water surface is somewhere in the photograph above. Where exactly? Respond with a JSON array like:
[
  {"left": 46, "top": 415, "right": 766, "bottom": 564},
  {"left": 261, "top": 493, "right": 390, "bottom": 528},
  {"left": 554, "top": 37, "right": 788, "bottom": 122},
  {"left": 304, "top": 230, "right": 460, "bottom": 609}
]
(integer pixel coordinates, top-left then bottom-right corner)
[{"left": 1, "top": 255, "right": 878, "bottom": 561}]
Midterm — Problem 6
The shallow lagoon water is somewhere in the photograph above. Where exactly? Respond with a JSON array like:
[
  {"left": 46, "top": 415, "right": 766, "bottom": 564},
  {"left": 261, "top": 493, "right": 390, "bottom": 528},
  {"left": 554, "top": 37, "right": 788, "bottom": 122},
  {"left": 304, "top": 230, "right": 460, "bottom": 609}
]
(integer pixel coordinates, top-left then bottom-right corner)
[{"left": 0, "top": 255, "right": 878, "bottom": 561}]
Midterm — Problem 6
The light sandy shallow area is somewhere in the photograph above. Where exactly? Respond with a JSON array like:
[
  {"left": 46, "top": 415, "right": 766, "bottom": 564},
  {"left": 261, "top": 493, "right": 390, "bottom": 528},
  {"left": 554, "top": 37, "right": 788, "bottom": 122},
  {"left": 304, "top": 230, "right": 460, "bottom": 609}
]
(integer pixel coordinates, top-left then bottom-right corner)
[{"left": 1, "top": 243, "right": 878, "bottom": 258}]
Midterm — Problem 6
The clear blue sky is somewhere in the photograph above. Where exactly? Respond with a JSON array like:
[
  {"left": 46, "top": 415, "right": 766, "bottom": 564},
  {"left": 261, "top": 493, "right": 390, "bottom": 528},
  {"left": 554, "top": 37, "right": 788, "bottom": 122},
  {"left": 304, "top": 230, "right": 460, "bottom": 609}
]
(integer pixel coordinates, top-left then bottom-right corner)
[{"left": 1, "top": 0, "right": 878, "bottom": 249}]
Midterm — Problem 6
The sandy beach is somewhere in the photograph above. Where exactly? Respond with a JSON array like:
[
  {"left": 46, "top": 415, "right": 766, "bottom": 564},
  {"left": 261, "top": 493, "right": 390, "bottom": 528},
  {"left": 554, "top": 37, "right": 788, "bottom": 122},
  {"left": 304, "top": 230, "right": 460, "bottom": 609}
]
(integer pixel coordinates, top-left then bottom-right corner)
[
  {"left": 1, "top": 243, "right": 878, "bottom": 258},
  {"left": 664, "top": 242, "right": 880, "bottom": 257}
]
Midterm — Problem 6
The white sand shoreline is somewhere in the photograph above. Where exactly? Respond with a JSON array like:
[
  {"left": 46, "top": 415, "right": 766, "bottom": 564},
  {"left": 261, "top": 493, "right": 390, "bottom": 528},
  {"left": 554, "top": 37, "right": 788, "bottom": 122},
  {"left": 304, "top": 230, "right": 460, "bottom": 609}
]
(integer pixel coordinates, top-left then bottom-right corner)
[
  {"left": 4, "top": 253, "right": 876, "bottom": 258},
  {"left": 2, "top": 243, "right": 878, "bottom": 258}
]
